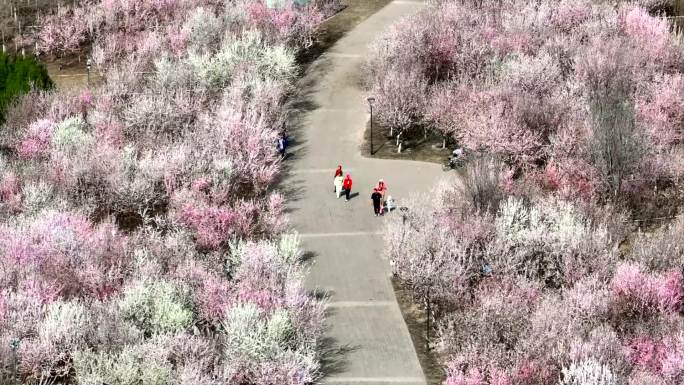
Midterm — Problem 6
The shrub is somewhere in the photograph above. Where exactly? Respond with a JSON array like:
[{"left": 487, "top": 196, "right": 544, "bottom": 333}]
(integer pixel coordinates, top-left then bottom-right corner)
[
  {"left": 17, "top": 119, "right": 55, "bottom": 160},
  {"left": 73, "top": 341, "right": 173, "bottom": 385},
  {"left": 50, "top": 116, "right": 92, "bottom": 156},
  {"left": 458, "top": 154, "right": 505, "bottom": 213},
  {"left": 385, "top": 186, "right": 484, "bottom": 307},
  {"left": 17, "top": 300, "right": 90, "bottom": 379},
  {"left": 610, "top": 263, "right": 683, "bottom": 315},
  {"left": 185, "top": 7, "right": 223, "bottom": 51},
  {"left": 587, "top": 66, "right": 643, "bottom": 200},
  {"left": 222, "top": 303, "right": 318, "bottom": 383},
  {"left": 628, "top": 218, "right": 684, "bottom": 271},
  {"left": 119, "top": 280, "right": 193, "bottom": 335},
  {"left": 0, "top": 211, "right": 128, "bottom": 301}
]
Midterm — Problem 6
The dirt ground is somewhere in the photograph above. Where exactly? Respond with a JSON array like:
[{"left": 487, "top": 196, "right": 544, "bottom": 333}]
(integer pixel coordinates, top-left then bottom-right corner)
[
  {"left": 392, "top": 278, "right": 447, "bottom": 385},
  {"left": 361, "top": 120, "right": 454, "bottom": 165},
  {"left": 43, "top": 57, "right": 103, "bottom": 89}
]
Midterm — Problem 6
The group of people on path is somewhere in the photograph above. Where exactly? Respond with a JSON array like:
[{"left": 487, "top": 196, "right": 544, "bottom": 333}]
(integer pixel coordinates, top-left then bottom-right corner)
[
  {"left": 333, "top": 165, "right": 353, "bottom": 201},
  {"left": 333, "top": 165, "right": 394, "bottom": 216}
]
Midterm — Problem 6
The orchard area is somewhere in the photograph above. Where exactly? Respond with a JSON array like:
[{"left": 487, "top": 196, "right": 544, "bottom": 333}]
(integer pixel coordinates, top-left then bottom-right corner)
[
  {"left": 375, "top": 1, "right": 684, "bottom": 385},
  {"left": 0, "top": 0, "right": 339, "bottom": 384}
]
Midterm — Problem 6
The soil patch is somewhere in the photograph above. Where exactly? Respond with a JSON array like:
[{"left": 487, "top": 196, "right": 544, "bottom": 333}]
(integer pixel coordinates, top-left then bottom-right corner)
[
  {"left": 43, "top": 57, "right": 103, "bottom": 90},
  {"left": 392, "top": 277, "right": 446, "bottom": 385},
  {"left": 361, "top": 120, "right": 453, "bottom": 164}
]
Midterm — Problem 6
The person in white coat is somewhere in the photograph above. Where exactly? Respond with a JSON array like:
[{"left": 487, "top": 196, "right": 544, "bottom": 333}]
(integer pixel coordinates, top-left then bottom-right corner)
[{"left": 334, "top": 174, "right": 344, "bottom": 198}]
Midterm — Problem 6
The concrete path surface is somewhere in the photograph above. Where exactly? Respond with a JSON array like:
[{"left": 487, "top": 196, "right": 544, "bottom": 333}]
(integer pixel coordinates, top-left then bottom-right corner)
[{"left": 282, "top": 1, "right": 445, "bottom": 384}]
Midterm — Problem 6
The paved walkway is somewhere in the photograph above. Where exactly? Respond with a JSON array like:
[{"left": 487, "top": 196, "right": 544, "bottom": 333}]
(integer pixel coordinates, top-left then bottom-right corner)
[{"left": 283, "top": 1, "right": 444, "bottom": 384}]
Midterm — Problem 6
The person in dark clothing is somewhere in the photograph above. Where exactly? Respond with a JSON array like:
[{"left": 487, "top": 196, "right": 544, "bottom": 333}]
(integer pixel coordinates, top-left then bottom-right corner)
[
  {"left": 371, "top": 188, "right": 382, "bottom": 216},
  {"left": 277, "top": 135, "right": 286, "bottom": 158}
]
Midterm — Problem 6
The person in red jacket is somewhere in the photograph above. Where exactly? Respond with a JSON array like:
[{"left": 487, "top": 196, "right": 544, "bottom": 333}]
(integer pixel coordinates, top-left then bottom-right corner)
[
  {"left": 377, "top": 179, "right": 387, "bottom": 214},
  {"left": 333, "top": 165, "right": 343, "bottom": 192},
  {"left": 343, "top": 173, "right": 353, "bottom": 201}
]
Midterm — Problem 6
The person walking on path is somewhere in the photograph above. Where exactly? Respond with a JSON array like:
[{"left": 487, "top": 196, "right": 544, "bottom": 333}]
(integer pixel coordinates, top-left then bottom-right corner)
[
  {"left": 371, "top": 188, "right": 383, "bottom": 216},
  {"left": 342, "top": 173, "right": 353, "bottom": 201},
  {"left": 277, "top": 134, "right": 287, "bottom": 158},
  {"left": 333, "top": 165, "right": 343, "bottom": 192},
  {"left": 334, "top": 173, "right": 344, "bottom": 198}
]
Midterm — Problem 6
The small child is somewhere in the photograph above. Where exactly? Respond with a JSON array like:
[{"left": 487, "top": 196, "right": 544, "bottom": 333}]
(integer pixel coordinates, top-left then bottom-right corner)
[{"left": 385, "top": 196, "right": 395, "bottom": 212}]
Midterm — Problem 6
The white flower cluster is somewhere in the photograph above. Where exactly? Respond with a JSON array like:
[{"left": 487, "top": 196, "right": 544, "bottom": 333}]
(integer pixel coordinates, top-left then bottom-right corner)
[
  {"left": 51, "top": 116, "right": 93, "bottom": 156},
  {"left": 559, "top": 359, "right": 617, "bottom": 385},
  {"left": 496, "top": 196, "right": 603, "bottom": 248}
]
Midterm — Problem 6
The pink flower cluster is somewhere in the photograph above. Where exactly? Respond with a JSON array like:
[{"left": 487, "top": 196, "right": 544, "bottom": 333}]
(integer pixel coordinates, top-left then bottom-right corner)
[
  {"left": 174, "top": 194, "right": 280, "bottom": 250},
  {"left": 0, "top": 212, "right": 127, "bottom": 303},
  {"left": 17, "top": 119, "right": 55, "bottom": 160},
  {"left": 247, "top": 0, "right": 329, "bottom": 47},
  {"left": 611, "top": 263, "right": 684, "bottom": 315},
  {"left": 626, "top": 335, "right": 684, "bottom": 381}
]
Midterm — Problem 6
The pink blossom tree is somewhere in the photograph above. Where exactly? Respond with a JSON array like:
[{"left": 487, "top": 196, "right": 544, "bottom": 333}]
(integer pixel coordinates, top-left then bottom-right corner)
[{"left": 366, "top": 0, "right": 684, "bottom": 204}]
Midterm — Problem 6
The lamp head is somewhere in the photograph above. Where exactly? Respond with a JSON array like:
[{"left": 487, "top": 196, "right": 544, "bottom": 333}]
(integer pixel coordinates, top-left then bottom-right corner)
[{"left": 367, "top": 97, "right": 376, "bottom": 105}]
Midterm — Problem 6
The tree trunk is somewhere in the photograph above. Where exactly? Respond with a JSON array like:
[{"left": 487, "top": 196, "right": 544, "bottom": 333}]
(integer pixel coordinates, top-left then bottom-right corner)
[{"left": 425, "top": 289, "right": 431, "bottom": 351}]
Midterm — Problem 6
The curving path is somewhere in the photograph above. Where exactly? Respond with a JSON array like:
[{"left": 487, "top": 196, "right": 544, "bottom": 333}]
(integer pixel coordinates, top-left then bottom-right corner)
[{"left": 283, "top": 1, "right": 444, "bottom": 384}]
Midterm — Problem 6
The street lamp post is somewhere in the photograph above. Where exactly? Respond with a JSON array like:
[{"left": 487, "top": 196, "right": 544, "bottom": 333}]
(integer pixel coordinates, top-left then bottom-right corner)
[{"left": 367, "top": 97, "right": 375, "bottom": 156}]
